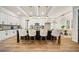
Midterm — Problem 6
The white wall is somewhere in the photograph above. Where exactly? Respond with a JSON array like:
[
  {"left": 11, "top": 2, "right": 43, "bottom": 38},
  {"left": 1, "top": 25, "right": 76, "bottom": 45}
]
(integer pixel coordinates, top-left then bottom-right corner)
[
  {"left": 50, "top": 11, "right": 73, "bottom": 30},
  {"left": 72, "top": 7, "right": 78, "bottom": 43}
]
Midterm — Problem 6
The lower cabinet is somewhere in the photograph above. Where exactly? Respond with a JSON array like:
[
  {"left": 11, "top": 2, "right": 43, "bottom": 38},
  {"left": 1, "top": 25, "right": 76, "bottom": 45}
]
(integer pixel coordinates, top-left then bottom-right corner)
[
  {"left": 0, "top": 30, "right": 16, "bottom": 41},
  {"left": 0, "top": 31, "right": 6, "bottom": 40}
]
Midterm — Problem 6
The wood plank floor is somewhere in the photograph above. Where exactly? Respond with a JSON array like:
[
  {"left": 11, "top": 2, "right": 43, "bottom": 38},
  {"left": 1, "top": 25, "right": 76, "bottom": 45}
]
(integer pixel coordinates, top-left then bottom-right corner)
[{"left": 0, "top": 36, "right": 79, "bottom": 52}]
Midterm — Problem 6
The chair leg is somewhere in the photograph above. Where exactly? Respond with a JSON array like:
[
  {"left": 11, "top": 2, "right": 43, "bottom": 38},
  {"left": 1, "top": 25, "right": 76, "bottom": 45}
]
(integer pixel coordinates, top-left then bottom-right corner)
[
  {"left": 25, "top": 36, "right": 27, "bottom": 41},
  {"left": 41, "top": 37, "right": 42, "bottom": 41},
  {"left": 45, "top": 37, "right": 48, "bottom": 44},
  {"left": 51, "top": 36, "right": 52, "bottom": 41},
  {"left": 33, "top": 36, "right": 35, "bottom": 43},
  {"left": 51, "top": 36, "right": 54, "bottom": 42},
  {"left": 22, "top": 36, "right": 26, "bottom": 44},
  {"left": 58, "top": 36, "right": 61, "bottom": 45},
  {"left": 41, "top": 36, "right": 43, "bottom": 45},
  {"left": 28, "top": 37, "right": 31, "bottom": 43},
  {"left": 45, "top": 37, "right": 47, "bottom": 41}
]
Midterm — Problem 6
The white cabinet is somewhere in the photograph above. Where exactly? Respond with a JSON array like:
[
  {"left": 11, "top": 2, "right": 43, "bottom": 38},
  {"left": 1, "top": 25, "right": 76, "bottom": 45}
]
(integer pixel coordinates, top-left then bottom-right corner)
[
  {"left": 7, "top": 16, "right": 10, "bottom": 25},
  {"left": 0, "top": 12, "right": 3, "bottom": 24},
  {"left": 0, "top": 13, "right": 2, "bottom": 24},
  {"left": 0, "top": 31, "right": 3, "bottom": 40},
  {"left": 10, "top": 16, "right": 13, "bottom": 25},
  {"left": 17, "top": 19, "right": 20, "bottom": 25},
  {"left": 8, "top": 30, "right": 16, "bottom": 37},
  {"left": 4, "top": 30, "right": 16, "bottom": 39},
  {"left": 0, "top": 31, "right": 6, "bottom": 40},
  {"left": 0, "top": 11, "right": 20, "bottom": 25},
  {"left": 13, "top": 17, "right": 17, "bottom": 25},
  {"left": 4, "top": 30, "right": 11, "bottom": 39},
  {"left": 14, "top": 18, "right": 19, "bottom": 25},
  {"left": 0, "top": 30, "right": 17, "bottom": 41},
  {"left": 0, "top": 12, "right": 8, "bottom": 24},
  {"left": 6, "top": 16, "right": 12, "bottom": 25},
  {"left": 2, "top": 13, "right": 7, "bottom": 24},
  {"left": 0, "top": 11, "right": 19, "bottom": 41}
]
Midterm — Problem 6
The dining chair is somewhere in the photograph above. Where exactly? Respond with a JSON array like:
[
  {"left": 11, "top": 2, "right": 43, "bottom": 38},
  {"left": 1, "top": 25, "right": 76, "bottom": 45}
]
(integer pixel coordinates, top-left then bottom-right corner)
[
  {"left": 19, "top": 29, "right": 27, "bottom": 43},
  {"left": 29, "top": 28, "right": 36, "bottom": 42},
  {"left": 67, "top": 29, "right": 72, "bottom": 36},
  {"left": 51, "top": 29, "right": 60, "bottom": 43},
  {"left": 40, "top": 28, "right": 48, "bottom": 41}
]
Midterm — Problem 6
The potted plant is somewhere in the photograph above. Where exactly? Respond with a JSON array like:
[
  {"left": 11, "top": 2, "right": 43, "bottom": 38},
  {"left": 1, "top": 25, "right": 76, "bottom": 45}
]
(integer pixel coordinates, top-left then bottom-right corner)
[
  {"left": 61, "top": 25, "right": 66, "bottom": 35},
  {"left": 61, "top": 25, "right": 68, "bottom": 35},
  {"left": 61, "top": 25, "right": 65, "bottom": 30}
]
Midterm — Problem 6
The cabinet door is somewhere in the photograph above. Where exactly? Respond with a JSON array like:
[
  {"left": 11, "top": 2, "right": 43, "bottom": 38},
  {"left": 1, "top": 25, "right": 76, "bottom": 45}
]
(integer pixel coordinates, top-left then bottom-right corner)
[
  {"left": 0, "top": 31, "right": 5, "bottom": 40},
  {"left": 2, "top": 13, "right": 7, "bottom": 24},
  {"left": 5, "top": 30, "right": 12, "bottom": 39},
  {"left": 7, "top": 16, "right": 11, "bottom": 25},
  {"left": 0, "top": 12, "right": 3, "bottom": 24},
  {"left": 17, "top": 19, "right": 19, "bottom": 25},
  {"left": 0, "top": 31, "right": 2, "bottom": 40},
  {"left": 4, "top": 30, "right": 9, "bottom": 39},
  {"left": 14, "top": 17, "right": 17, "bottom": 25},
  {"left": 6, "top": 16, "right": 10, "bottom": 25},
  {"left": 0, "top": 13, "right": 2, "bottom": 24},
  {"left": 5, "top": 30, "right": 16, "bottom": 39}
]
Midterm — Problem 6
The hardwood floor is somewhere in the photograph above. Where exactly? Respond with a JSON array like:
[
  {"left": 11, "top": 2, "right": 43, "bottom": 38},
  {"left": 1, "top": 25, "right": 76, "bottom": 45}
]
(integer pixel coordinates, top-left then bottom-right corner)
[{"left": 0, "top": 36, "right": 79, "bottom": 52}]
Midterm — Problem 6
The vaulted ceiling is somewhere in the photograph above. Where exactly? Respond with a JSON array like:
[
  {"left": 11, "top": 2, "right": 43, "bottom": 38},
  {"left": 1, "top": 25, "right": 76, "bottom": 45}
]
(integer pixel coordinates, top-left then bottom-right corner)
[{"left": 0, "top": 6, "right": 72, "bottom": 19}]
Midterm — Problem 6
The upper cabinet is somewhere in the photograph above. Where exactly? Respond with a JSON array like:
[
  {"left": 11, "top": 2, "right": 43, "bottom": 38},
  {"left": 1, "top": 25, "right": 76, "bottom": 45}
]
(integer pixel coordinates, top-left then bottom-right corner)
[
  {"left": 0, "top": 11, "right": 20, "bottom": 25},
  {"left": 0, "top": 12, "right": 3, "bottom": 24}
]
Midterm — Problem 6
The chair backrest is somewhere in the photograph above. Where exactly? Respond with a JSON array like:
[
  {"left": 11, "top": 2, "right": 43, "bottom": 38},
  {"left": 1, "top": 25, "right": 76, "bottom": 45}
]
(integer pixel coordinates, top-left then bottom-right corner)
[
  {"left": 67, "top": 29, "right": 72, "bottom": 36},
  {"left": 40, "top": 29, "right": 47, "bottom": 36},
  {"left": 19, "top": 29, "right": 27, "bottom": 36},
  {"left": 51, "top": 29, "right": 60, "bottom": 37},
  {"left": 29, "top": 29, "right": 36, "bottom": 36}
]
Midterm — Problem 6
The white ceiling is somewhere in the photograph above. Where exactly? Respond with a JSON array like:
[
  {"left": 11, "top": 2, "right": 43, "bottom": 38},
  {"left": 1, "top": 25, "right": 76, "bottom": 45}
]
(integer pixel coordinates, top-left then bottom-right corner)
[{"left": 1, "top": 6, "right": 72, "bottom": 19}]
